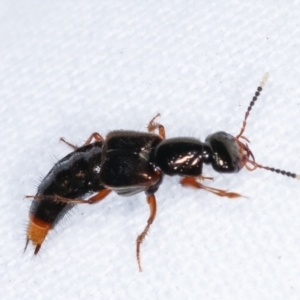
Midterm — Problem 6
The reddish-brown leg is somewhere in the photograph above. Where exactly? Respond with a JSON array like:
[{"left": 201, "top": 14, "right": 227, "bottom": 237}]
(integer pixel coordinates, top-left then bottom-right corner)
[
  {"left": 60, "top": 132, "right": 104, "bottom": 150},
  {"left": 59, "top": 138, "right": 78, "bottom": 150},
  {"left": 27, "top": 189, "right": 112, "bottom": 205},
  {"left": 147, "top": 114, "right": 166, "bottom": 139},
  {"left": 199, "top": 175, "right": 214, "bottom": 181},
  {"left": 85, "top": 189, "right": 112, "bottom": 204},
  {"left": 136, "top": 194, "right": 157, "bottom": 272},
  {"left": 82, "top": 132, "right": 104, "bottom": 145},
  {"left": 180, "top": 177, "right": 243, "bottom": 198}
]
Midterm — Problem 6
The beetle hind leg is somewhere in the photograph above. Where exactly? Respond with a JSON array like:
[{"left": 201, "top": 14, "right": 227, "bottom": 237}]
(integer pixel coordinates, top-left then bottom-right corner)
[
  {"left": 60, "top": 132, "right": 104, "bottom": 150},
  {"left": 54, "top": 189, "right": 111, "bottom": 205},
  {"left": 26, "top": 189, "right": 111, "bottom": 205}
]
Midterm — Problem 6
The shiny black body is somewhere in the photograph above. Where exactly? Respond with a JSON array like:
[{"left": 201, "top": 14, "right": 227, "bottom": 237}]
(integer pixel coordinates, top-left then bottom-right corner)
[
  {"left": 205, "top": 131, "right": 243, "bottom": 173},
  {"left": 100, "top": 131, "right": 163, "bottom": 196},
  {"left": 155, "top": 137, "right": 213, "bottom": 176},
  {"left": 30, "top": 141, "right": 105, "bottom": 225},
  {"left": 29, "top": 74, "right": 295, "bottom": 270},
  {"left": 30, "top": 130, "right": 242, "bottom": 228}
]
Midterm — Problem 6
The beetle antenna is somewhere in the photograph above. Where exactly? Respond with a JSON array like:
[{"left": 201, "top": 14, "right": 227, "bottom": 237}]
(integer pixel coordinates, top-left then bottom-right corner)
[
  {"left": 235, "top": 73, "right": 300, "bottom": 180},
  {"left": 245, "top": 160, "right": 300, "bottom": 180},
  {"left": 236, "top": 72, "right": 269, "bottom": 139}
]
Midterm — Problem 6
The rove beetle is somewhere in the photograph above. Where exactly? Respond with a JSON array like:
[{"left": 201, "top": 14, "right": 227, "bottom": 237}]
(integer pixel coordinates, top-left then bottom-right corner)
[{"left": 25, "top": 73, "right": 299, "bottom": 271}]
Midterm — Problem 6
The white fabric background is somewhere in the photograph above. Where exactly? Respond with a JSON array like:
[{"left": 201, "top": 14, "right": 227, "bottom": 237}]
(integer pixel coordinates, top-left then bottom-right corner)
[{"left": 1, "top": 1, "right": 300, "bottom": 299}]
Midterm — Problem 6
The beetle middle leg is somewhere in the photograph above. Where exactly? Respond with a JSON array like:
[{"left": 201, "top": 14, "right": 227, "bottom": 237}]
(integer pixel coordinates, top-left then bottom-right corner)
[
  {"left": 180, "top": 177, "right": 243, "bottom": 198},
  {"left": 136, "top": 194, "right": 157, "bottom": 272},
  {"left": 147, "top": 114, "right": 166, "bottom": 139},
  {"left": 60, "top": 132, "right": 104, "bottom": 150}
]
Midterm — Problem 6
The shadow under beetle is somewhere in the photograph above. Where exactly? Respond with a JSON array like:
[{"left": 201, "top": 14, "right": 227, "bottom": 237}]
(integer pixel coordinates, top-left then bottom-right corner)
[{"left": 25, "top": 73, "right": 299, "bottom": 271}]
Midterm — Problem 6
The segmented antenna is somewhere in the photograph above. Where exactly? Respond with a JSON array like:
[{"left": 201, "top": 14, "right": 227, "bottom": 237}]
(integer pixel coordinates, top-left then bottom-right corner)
[
  {"left": 247, "top": 161, "right": 300, "bottom": 180},
  {"left": 236, "top": 72, "right": 269, "bottom": 139},
  {"left": 236, "top": 73, "right": 300, "bottom": 180}
]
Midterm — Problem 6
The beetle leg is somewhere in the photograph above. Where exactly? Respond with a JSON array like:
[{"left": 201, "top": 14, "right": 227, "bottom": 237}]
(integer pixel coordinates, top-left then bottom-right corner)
[
  {"left": 26, "top": 189, "right": 112, "bottom": 204},
  {"left": 84, "top": 189, "right": 112, "bottom": 204},
  {"left": 59, "top": 138, "right": 78, "bottom": 150},
  {"left": 198, "top": 175, "right": 214, "bottom": 181},
  {"left": 60, "top": 132, "right": 104, "bottom": 150},
  {"left": 66, "top": 189, "right": 111, "bottom": 204},
  {"left": 180, "top": 177, "right": 244, "bottom": 198},
  {"left": 136, "top": 194, "right": 157, "bottom": 272},
  {"left": 82, "top": 132, "right": 104, "bottom": 145},
  {"left": 147, "top": 113, "right": 166, "bottom": 139}
]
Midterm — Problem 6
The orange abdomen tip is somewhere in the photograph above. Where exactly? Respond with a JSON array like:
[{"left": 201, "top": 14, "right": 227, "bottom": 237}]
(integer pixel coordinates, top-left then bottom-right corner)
[{"left": 26, "top": 213, "right": 52, "bottom": 255}]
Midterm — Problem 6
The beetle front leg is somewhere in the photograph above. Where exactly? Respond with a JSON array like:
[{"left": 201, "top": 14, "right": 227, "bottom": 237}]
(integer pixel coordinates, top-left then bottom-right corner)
[
  {"left": 180, "top": 177, "right": 243, "bottom": 198},
  {"left": 147, "top": 114, "right": 166, "bottom": 139}
]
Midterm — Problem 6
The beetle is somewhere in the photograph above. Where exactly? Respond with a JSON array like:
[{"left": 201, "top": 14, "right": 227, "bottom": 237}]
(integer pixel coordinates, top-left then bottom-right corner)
[{"left": 25, "top": 73, "right": 299, "bottom": 271}]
